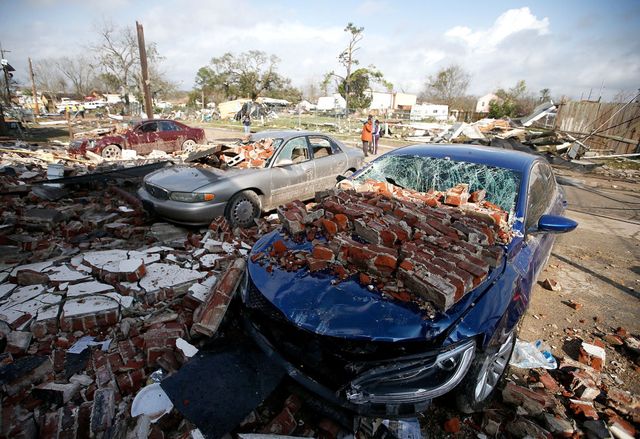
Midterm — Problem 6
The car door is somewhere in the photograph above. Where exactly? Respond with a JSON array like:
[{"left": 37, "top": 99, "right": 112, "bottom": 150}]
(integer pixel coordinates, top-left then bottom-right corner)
[
  {"left": 126, "top": 124, "right": 149, "bottom": 153},
  {"left": 131, "top": 121, "right": 161, "bottom": 154},
  {"left": 308, "top": 135, "right": 347, "bottom": 192},
  {"left": 143, "top": 121, "right": 165, "bottom": 152},
  {"left": 269, "top": 136, "right": 316, "bottom": 207},
  {"left": 158, "top": 121, "right": 182, "bottom": 152},
  {"left": 524, "top": 162, "right": 557, "bottom": 281}
]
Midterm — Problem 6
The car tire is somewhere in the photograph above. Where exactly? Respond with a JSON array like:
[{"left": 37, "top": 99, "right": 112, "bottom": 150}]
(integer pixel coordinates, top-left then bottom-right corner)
[
  {"left": 102, "top": 144, "right": 121, "bottom": 160},
  {"left": 454, "top": 329, "right": 516, "bottom": 413},
  {"left": 226, "top": 190, "right": 261, "bottom": 228},
  {"left": 182, "top": 139, "right": 197, "bottom": 151}
]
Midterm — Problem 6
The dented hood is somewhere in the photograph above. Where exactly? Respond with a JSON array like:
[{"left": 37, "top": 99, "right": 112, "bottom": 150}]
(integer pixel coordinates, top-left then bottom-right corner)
[
  {"left": 246, "top": 230, "right": 505, "bottom": 343},
  {"left": 145, "top": 165, "right": 242, "bottom": 192}
]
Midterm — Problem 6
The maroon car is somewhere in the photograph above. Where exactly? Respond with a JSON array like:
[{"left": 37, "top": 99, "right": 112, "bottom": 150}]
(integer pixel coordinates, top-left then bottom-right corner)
[{"left": 69, "top": 119, "right": 206, "bottom": 159}]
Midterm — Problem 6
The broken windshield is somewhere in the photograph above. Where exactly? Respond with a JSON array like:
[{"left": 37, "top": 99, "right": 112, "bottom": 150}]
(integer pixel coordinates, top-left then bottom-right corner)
[{"left": 354, "top": 155, "right": 521, "bottom": 212}]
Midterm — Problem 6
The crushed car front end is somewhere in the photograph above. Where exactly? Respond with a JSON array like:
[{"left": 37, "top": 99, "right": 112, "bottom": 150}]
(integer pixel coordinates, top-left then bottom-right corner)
[{"left": 242, "top": 225, "right": 509, "bottom": 417}]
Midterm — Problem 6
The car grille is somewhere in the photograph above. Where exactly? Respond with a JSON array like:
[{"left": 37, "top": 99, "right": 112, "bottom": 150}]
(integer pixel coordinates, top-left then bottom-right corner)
[
  {"left": 244, "top": 276, "right": 439, "bottom": 390},
  {"left": 145, "top": 182, "right": 169, "bottom": 200}
]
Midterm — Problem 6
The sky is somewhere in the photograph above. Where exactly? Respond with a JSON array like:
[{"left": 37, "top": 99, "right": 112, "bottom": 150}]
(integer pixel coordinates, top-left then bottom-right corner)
[{"left": 2, "top": 0, "right": 639, "bottom": 101}]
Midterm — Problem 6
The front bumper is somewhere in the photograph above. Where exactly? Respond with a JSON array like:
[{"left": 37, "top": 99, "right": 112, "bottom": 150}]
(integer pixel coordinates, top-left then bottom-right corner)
[
  {"left": 137, "top": 186, "right": 227, "bottom": 226},
  {"left": 242, "top": 276, "right": 477, "bottom": 417}
]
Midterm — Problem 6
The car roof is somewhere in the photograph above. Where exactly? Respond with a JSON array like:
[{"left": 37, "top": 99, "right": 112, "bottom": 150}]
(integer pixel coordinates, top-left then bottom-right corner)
[
  {"left": 251, "top": 130, "right": 328, "bottom": 141},
  {"left": 387, "top": 143, "right": 541, "bottom": 173}
]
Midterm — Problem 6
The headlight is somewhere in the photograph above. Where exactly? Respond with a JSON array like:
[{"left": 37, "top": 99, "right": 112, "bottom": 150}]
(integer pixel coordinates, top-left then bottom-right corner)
[
  {"left": 346, "top": 339, "right": 476, "bottom": 404},
  {"left": 169, "top": 192, "right": 215, "bottom": 202}
]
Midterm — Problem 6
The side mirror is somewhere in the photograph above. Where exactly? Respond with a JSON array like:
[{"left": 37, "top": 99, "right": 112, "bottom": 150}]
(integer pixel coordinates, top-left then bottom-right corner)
[
  {"left": 536, "top": 214, "right": 578, "bottom": 234},
  {"left": 336, "top": 175, "right": 347, "bottom": 182}
]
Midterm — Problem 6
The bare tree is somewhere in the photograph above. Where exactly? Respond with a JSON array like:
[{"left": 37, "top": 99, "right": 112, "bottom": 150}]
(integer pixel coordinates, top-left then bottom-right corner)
[
  {"left": 93, "top": 21, "right": 172, "bottom": 112},
  {"left": 55, "top": 56, "right": 95, "bottom": 96},
  {"left": 421, "top": 64, "right": 471, "bottom": 108},
  {"left": 33, "top": 58, "right": 68, "bottom": 95}
]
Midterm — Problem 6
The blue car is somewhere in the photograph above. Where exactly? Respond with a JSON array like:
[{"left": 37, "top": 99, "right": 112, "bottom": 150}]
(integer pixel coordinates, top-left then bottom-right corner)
[{"left": 241, "top": 144, "right": 577, "bottom": 417}]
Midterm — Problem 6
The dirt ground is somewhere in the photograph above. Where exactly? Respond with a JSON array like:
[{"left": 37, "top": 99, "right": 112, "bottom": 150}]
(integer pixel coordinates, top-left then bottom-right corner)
[{"left": 520, "top": 169, "right": 640, "bottom": 394}]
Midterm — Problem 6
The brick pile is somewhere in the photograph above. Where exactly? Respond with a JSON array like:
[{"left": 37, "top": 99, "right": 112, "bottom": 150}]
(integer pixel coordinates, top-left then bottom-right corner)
[
  {"left": 0, "top": 213, "right": 279, "bottom": 438},
  {"left": 220, "top": 138, "right": 275, "bottom": 169},
  {"left": 259, "top": 182, "right": 512, "bottom": 313},
  {"left": 483, "top": 332, "right": 640, "bottom": 438}
]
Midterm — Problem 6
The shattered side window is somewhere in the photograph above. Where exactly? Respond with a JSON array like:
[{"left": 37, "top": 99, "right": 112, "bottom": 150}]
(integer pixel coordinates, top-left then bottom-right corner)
[{"left": 354, "top": 155, "right": 521, "bottom": 212}]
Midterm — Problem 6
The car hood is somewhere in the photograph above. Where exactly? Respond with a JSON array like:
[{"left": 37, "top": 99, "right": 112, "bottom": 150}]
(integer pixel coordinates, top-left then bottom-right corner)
[
  {"left": 247, "top": 230, "right": 505, "bottom": 343},
  {"left": 145, "top": 165, "right": 242, "bottom": 192}
]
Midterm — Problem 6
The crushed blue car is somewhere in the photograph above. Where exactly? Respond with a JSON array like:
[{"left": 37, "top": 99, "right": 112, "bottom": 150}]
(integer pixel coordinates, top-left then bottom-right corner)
[{"left": 241, "top": 144, "right": 577, "bottom": 417}]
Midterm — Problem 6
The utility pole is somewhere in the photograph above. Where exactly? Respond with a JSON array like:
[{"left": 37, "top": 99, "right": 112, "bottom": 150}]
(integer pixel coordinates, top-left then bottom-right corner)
[
  {"left": 0, "top": 44, "right": 12, "bottom": 104},
  {"left": 28, "top": 57, "right": 39, "bottom": 117},
  {"left": 135, "top": 21, "right": 153, "bottom": 119}
]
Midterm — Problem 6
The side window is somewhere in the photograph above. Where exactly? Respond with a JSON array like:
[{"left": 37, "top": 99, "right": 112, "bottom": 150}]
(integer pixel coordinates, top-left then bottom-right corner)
[
  {"left": 525, "top": 164, "right": 554, "bottom": 231},
  {"left": 273, "top": 137, "right": 310, "bottom": 166},
  {"left": 159, "top": 121, "right": 178, "bottom": 131},
  {"left": 141, "top": 122, "right": 158, "bottom": 133},
  {"left": 308, "top": 136, "right": 334, "bottom": 159}
]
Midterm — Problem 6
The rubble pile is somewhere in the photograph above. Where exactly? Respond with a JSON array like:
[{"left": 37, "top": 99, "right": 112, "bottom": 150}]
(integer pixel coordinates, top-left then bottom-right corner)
[
  {"left": 467, "top": 331, "right": 640, "bottom": 439},
  {"left": 0, "top": 168, "right": 156, "bottom": 264},
  {"left": 219, "top": 138, "right": 275, "bottom": 169},
  {"left": 260, "top": 183, "right": 511, "bottom": 313},
  {"left": 0, "top": 215, "right": 279, "bottom": 438}
]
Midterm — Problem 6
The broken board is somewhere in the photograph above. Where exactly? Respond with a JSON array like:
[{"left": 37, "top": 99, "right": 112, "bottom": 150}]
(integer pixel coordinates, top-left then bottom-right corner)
[{"left": 160, "top": 339, "right": 285, "bottom": 438}]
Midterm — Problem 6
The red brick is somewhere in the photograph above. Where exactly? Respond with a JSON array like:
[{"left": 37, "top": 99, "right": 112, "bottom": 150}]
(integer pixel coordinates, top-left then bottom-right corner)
[
  {"left": 321, "top": 219, "right": 338, "bottom": 236},
  {"left": 333, "top": 213, "right": 349, "bottom": 231},
  {"left": 569, "top": 399, "right": 598, "bottom": 419},
  {"left": 444, "top": 417, "right": 461, "bottom": 433},
  {"left": 373, "top": 254, "right": 397, "bottom": 275},
  {"left": 306, "top": 257, "right": 328, "bottom": 272},
  {"left": 312, "top": 245, "right": 335, "bottom": 261},
  {"left": 260, "top": 408, "right": 297, "bottom": 435},
  {"left": 502, "top": 382, "right": 555, "bottom": 415},
  {"left": 272, "top": 239, "right": 287, "bottom": 256}
]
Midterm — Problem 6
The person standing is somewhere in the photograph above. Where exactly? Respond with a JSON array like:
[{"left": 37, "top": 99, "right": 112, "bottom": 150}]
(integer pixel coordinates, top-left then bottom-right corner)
[
  {"left": 242, "top": 111, "right": 251, "bottom": 135},
  {"left": 361, "top": 115, "right": 373, "bottom": 157},
  {"left": 372, "top": 119, "right": 380, "bottom": 155},
  {"left": 78, "top": 104, "right": 86, "bottom": 119}
]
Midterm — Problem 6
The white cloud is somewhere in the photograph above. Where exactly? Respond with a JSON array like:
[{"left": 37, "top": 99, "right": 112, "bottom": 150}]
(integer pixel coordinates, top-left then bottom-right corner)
[
  {"left": 6, "top": 3, "right": 639, "bottom": 102},
  {"left": 445, "top": 7, "right": 549, "bottom": 53}
]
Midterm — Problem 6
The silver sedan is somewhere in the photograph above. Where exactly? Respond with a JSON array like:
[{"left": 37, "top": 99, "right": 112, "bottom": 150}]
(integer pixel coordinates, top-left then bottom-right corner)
[{"left": 138, "top": 130, "right": 365, "bottom": 227}]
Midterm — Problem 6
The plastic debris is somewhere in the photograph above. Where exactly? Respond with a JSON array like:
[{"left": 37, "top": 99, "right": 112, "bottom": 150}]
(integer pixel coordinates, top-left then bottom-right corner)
[
  {"left": 176, "top": 337, "right": 199, "bottom": 358},
  {"left": 67, "top": 335, "right": 111, "bottom": 354},
  {"left": 131, "top": 383, "right": 174, "bottom": 423},
  {"left": 510, "top": 339, "right": 557, "bottom": 369}
]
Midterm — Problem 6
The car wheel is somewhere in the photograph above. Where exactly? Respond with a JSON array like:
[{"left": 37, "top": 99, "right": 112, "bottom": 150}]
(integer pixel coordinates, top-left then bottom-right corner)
[
  {"left": 226, "top": 190, "right": 261, "bottom": 228},
  {"left": 102, "top": 144, "right": 121, "bottom": 160},
  {"left": 454, "top": 329, "right": 516, "bottom": 413},
  {"left": 182, "top": 139, "right": 197, "bottom": 152}
]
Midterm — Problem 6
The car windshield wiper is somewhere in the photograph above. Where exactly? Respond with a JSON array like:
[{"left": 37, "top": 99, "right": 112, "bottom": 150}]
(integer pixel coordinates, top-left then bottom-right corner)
[{"left": 385, "top": 177, "right": 406, "bottom": 190}]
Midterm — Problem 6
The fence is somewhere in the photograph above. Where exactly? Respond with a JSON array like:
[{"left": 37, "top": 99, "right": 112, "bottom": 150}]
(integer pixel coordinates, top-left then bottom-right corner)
[{"left": 554, "top": 101, "right": 640, "bottom": 154}]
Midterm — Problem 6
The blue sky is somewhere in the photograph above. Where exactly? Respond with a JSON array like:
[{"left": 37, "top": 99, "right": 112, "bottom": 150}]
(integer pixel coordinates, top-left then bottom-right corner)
[{"left": 2, "top": 0, "right": 639, "bottom": 100}]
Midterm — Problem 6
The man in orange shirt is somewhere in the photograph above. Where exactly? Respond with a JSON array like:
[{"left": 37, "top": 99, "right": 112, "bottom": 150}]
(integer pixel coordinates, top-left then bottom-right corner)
[{"left": 361, "top": 115, "right": 373, "bottom": 158}]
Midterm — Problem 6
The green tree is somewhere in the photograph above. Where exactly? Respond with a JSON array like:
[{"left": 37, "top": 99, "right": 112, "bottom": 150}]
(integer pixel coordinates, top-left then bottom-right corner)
[
  {"left": 420, "top": 64, "right": 471, "bottom": 108},
  {"left": 489, "top": 80, "right": 533, "bottom": 118},
  {"left": 195, "top": 51, "right": 297, "bottom": 102},
  {"left": 324, "top": 23, "right": 392, "bottom": 113},
  {"left": 335, "top": 67, "right": 391, "bottom": 111}
]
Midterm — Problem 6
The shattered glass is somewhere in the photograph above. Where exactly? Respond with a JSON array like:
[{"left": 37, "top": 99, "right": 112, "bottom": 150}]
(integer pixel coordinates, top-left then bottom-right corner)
[{"left": 354, "top": 155, "right": 521, "bottom": 212}]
